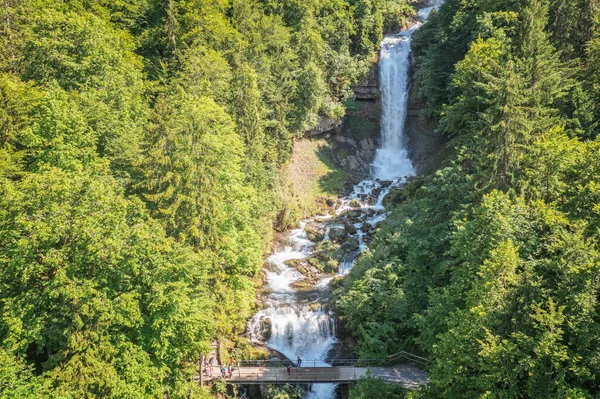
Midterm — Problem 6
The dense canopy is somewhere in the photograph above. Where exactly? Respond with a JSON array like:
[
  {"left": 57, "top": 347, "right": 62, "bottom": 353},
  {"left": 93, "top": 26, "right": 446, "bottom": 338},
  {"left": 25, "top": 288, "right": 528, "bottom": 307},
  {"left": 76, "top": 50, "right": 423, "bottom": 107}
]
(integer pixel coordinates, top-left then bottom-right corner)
[
  {"left": 337, "top": 0, "right": 600, "bottom": 397},
  {"left": 0, "top": 0, "right": 413, "bottom": 397}
]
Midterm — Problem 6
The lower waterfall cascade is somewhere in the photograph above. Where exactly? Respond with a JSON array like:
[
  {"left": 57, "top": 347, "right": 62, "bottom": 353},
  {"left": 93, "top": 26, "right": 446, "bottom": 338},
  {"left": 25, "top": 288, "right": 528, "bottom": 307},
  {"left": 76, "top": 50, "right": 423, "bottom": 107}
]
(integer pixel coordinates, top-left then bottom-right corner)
[{"left": 247, "top": 4, "right": 442, "bottom": 398}]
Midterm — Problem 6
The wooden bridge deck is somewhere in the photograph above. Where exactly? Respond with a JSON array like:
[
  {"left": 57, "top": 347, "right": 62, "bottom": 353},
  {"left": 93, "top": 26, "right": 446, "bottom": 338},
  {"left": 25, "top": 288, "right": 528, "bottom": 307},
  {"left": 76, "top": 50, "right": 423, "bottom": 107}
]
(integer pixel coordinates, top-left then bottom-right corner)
[{"left": 209, "top": 365, "right": 428, "bottom": 388}]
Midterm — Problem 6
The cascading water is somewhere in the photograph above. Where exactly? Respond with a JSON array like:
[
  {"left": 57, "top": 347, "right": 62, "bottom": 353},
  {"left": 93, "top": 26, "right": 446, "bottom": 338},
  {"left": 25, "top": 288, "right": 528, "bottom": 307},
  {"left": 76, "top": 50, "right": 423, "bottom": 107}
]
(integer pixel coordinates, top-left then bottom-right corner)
[{"left": 247, "top": 4, "right": 441, "bottom": 398}]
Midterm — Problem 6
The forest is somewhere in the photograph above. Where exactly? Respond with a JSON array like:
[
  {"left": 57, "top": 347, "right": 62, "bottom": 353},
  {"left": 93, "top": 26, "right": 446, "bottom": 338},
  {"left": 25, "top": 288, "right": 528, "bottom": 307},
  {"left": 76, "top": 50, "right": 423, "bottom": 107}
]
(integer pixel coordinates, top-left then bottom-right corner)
[
  {"left": 0, "top": 0, "right": 413, "bottom": 398},
  {"left": 336, "top": 0, "right": 600, "bottom": 398},
  {"left": 2, "top": 0, "right": 600, "bottom": 398}
]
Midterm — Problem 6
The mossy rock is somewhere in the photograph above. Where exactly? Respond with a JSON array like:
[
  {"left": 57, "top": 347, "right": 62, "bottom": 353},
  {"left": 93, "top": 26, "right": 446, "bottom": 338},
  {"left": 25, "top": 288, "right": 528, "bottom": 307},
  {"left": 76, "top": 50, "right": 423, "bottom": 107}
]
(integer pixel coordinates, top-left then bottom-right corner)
[
  {"left": 307, "top": 257, "right": 325, "bottom": 271},
  {"left": 284, "top": 259, "right": 303, "bottom": 269},
  {"left": 360, "top": 223, "right": 372, "bottom": 233},
  {"left": 329, "top": 227, "right": 348, "bottom": 242},
  {"left": 344, "top": 220, "right": 357, "bottom": 235},
  {"left": 323, "top": 259, "right": 340, "bottom": 274},
  {"left": 308, "top": 303, "right": 321, "bottom": 312},
  {"left": 304, "top": 222, "right": 325, "bottom": 242},
  {"left": 341, "top": 237, "right": 359, "bottom": 253},
  {"left": 349, "top": 199, "right": 361, "bottom": 208},
  {"left": 291, "top": 279, "right": 313, "bottom": 289}
]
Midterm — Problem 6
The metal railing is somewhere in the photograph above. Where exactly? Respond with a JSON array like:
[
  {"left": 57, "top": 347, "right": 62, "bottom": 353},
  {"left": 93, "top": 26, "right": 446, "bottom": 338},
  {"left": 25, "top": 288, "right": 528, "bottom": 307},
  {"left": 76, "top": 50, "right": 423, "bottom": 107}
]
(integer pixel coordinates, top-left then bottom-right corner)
[
  {"left": 226, "top": 367, "right": 358, "bottom": 383},
  {"left": 235, "top": 351, "right": 430, "bottom": 368}
]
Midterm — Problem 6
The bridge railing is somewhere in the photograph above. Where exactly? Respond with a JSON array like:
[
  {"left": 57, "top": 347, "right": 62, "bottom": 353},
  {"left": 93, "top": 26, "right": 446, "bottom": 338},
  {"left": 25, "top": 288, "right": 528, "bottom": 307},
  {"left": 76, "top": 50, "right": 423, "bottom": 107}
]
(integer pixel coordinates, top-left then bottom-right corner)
[
  {"left": 227, "top": 368, "right": 357, "bottom": 383},
  {"left": 236, "top": 351, "right": 430, "bottom": 368}
]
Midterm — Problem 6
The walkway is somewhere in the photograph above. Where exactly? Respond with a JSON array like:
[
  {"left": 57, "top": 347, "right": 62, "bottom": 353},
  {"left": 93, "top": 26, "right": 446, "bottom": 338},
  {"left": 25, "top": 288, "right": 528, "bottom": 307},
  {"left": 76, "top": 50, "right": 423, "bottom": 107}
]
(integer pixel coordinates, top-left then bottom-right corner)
[
  {"left": 199, "top": 353, "right": 430, "bottom": 388},
  {"left": 219, "top": 364, "right": 428, "bottom": 388}
]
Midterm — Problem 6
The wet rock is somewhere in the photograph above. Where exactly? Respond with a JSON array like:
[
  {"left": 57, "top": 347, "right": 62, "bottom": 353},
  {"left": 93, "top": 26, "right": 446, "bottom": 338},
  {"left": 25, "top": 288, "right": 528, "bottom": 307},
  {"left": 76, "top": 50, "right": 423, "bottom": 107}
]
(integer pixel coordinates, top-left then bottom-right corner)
[
  {"left": 344, "top": 220, "right": 357, "bottom": 235},
  {"left": 366, "top": 208, "right": 377, "bottom": 217},
  {"left": 366, "top": 196, "right": 377, "bottom": 206},
  {"left": 284, "top": 259, "right": 303, "bottom": 269},
  {"left": 291, "top": 279, "right": 314, "bottom": 290},
  {"left": 262, "top": 318, "right": 272, "bottom": 341},
  {"left": 380, "top": 180, "right": 393, "bottom": 188},
  {"left": 308, "top": 303, "right": 321, "bottom": 312},
  {"left": 360, "top": 223, "right": 372, "bottom": 233},
  {"left": 341, "top": 237, "right": 359, "bottom": 253},
  {"left": 304, "top": 222, "right": 325, "bottom": 242},
  {"left": 347, "top": 209, "right": 363, "bottom": 220},
  {"left": 349, "top": 199, "right": 361, "bottom": 208},
  {"left": 329, "top": 227, "right": 348, "bottom": 242}
]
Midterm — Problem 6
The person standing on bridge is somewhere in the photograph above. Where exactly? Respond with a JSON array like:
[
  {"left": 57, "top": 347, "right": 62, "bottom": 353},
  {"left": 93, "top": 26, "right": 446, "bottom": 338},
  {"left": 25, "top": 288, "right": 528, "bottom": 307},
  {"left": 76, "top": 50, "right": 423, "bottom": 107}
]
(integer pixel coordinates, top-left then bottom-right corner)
[
  {"left": 297, "top": 357, "right": 302, "bottom": 367},
  {"left": 287, "top": 364, "right": 291, "bottom": 376}
]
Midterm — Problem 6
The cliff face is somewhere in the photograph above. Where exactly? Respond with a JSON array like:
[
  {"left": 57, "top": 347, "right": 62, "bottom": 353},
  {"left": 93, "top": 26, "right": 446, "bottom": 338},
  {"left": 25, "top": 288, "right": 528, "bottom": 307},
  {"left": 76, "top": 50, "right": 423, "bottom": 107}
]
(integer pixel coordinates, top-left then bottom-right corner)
[
  {"left": 304, "top": 62, "right": 382, "bottom": 178},
  {"left": 330, "top": 62, "right": 381, "bottom": 177},
  {"left": 404, "top": 36, "right": 448, "bottom": 175},
  {"left": 303, "top": 1, "right": 447, "bottom": 178}
]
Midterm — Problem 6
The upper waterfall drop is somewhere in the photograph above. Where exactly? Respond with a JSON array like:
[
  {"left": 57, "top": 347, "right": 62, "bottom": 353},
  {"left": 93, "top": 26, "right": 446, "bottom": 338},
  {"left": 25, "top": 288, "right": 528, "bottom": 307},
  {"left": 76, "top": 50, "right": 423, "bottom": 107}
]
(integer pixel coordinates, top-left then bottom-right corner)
[
  {"left": 371, "top": 32, "right": 415, "bottom": 181},
  {"left": 371, "top": 1, "right": 442, "bottom": 181}
]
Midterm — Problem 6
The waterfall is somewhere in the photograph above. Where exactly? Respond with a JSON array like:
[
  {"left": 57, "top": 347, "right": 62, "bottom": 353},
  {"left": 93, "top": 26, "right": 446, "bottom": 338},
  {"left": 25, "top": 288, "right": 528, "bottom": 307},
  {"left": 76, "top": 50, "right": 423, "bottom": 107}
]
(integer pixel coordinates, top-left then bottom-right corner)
[
  {"left": 371, "top": 33, "right": 415, "bottom": 181},
  {"left": 247, "top": 4, "right": 441, "bottom": 398}
]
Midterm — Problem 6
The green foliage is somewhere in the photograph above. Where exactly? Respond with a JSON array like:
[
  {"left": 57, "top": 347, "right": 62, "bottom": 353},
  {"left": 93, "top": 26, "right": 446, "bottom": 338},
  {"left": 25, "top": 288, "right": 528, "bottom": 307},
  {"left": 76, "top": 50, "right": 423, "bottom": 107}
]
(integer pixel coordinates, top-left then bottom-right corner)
[
  {"left": 0, "top": 169, "right": 213, "bottom": 397},
  {"left": 350, "top": 374, "right": 411, "bottom": 398},
  {"left": 337, "top": 1, "right": 600, "bottom": 398},
  {"left": 266, "top": 384, "right": 302, "bottom": 399},
  {"left": 0, "top": 0, "right": 411, "bottom": 396}
]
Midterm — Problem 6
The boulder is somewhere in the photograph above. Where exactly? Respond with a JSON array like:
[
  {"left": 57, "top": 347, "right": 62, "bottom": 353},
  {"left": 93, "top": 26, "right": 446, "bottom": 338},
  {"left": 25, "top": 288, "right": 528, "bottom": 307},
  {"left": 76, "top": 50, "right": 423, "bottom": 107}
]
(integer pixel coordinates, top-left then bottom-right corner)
[
  {"left": 329, "top": 227, "right": 348, "bottom": 242},
  {"left": 304, "top": 222, "right": 325, "bottom": 242},
  {"left": 360, "top": 223, "right": 372, "bottom": 233},
  {"left": 348, "top": 209, "right": 363, "bottom": 219},
  {"left": 344, "top": 220, "right": 357, "bottom": 235},
  {"left": 284, "top": 259, "right": 303, "bottom": 269},
  {"left": 349, "top": 199, "right": 361, "bottom": 208},
  {"left": 341, "top": 237, "right": 360, "bottom": 253},
  {"left": 262, "top": 318, "right": 272, "bottom": 341},
  {"left": 305, "top": 116, "right": 342, "bottom": 137}
]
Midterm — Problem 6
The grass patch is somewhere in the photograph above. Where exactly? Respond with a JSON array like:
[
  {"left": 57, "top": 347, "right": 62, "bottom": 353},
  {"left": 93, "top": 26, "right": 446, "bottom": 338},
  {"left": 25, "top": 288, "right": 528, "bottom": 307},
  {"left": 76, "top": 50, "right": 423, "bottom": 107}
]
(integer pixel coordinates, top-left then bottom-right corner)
[{"left": 275, "top": 138, "right": 349, "bottom": 230}]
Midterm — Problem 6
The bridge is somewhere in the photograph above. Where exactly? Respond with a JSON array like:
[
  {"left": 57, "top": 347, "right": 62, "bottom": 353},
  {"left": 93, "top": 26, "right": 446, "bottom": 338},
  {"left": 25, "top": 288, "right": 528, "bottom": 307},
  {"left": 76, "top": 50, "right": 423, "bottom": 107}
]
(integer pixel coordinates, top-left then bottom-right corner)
[{"left": 200, "top": 352, "right": 429, "bottom": 389}]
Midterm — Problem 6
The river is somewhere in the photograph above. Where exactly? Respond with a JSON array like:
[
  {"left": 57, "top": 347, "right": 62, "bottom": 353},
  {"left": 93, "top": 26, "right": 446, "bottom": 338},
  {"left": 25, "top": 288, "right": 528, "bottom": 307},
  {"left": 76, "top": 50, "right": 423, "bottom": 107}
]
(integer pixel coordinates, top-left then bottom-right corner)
[{"left": 247, "top": 4, "right": 441, "bottom": 398}]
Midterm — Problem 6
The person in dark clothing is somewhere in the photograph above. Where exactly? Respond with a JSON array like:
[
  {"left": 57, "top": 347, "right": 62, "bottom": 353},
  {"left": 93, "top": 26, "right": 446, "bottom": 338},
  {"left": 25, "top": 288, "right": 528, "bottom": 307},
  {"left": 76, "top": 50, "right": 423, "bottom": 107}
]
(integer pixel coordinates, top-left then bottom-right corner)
[
  {"left": 287, "top": 364, "right": 291, "bottom": 376},
  {"left": 297, "top": 357, "right": 302, "bottom": 367}
]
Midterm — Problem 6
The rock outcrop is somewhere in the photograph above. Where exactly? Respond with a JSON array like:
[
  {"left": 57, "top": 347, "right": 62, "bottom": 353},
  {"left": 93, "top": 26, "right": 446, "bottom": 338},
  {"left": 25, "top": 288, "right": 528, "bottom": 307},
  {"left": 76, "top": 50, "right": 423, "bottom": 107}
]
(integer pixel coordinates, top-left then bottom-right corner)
[
  {"left": 304, "top": 222, "right": 325, "bottom": 242},
  {"left": 305, "top": 116, "right": 343, "bottom": 137}
]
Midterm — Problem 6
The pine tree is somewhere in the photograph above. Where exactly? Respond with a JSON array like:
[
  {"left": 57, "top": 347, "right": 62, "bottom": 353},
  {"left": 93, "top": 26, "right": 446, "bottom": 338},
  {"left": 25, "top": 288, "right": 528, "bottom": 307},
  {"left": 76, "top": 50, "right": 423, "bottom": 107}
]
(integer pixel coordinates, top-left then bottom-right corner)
[{"left": 517, "top": 0, "right": 568, "bottom": 131}]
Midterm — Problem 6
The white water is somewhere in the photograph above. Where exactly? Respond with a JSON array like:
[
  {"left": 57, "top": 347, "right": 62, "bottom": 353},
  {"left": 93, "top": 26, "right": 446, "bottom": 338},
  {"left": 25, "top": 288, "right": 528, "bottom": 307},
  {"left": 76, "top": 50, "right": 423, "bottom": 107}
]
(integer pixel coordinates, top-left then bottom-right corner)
[{"left": 247, "top": 4, "right": 441, "bottom": 398}]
